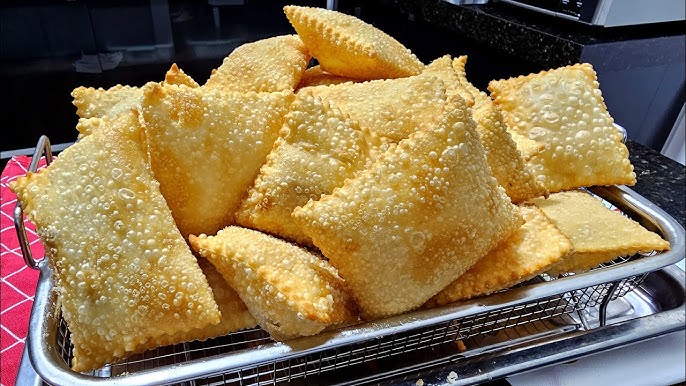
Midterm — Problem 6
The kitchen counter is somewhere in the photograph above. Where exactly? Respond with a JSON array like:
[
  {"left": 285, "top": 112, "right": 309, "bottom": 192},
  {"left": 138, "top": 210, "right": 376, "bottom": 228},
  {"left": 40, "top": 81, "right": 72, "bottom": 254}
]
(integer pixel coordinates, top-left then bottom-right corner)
[
  {"left": 626, "top": 140, "right": 685, "bottom": 229},
  {"left": 349, "top": 0, "right": 685, "bottom": 153}
]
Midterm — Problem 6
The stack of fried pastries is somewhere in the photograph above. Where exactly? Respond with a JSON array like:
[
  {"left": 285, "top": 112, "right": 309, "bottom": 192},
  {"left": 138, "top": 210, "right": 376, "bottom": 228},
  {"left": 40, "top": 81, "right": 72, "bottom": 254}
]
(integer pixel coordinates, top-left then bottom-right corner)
[{"left": 10, "top": 5, "right": 670, "bottom": 373}]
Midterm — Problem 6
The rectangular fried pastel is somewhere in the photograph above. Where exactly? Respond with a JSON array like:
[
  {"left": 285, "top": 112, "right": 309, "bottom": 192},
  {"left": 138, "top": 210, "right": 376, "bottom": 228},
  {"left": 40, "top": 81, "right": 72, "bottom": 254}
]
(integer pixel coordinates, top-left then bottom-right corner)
[
  {"left": 284, "top": 5, "right": 424, "bottom": 80},
  {"left": 293, "top": 95, "right": 523, "bottom": 320},
  {"left": 235, "top": 91, "right": 380, "bottom": 247},
  {"left": 189, "top": 226, "right": 358, "bottom": 340},
  {"left": 427, "top": 205, "right": 573, "bottom": 306},
  {"left": 141, "top": 83, "right": 294, "bottom": 238},
  {"left": 488, "top": 63, "right": 636, "bottom": 193},
  {"left": 204, "top": 34, "right": 310, "bottom": 93},
  {"left": 9, "top": 110, "right": 221, "bottom": 372},
  {"left": 529, "top": 190, "right": 670, "bottom": 275},
  {"left": 303, "top": 74, "right": 448, "bottom": 142}
]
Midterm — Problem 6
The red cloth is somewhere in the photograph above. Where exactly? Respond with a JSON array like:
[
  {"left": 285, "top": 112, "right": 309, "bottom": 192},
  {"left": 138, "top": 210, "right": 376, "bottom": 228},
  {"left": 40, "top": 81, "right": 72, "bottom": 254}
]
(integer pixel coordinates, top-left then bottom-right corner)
[{"left": 1, "top": 156, "right": 46, "bottom": 386}]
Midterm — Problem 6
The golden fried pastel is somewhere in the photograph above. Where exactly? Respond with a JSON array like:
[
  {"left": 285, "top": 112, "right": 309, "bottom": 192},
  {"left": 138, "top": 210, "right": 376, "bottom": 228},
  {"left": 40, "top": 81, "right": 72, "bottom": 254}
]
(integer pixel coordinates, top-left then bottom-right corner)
[
  {"left": 235, "top": 91, "right": 378, "bottom": 247},
  {"left": 427, "top": 205, "right": 572, "bottom": 306},
  {"left": 423, "top": 55, "right": 474, "bottom": 107},
  {"left": 293, "top": 96, "right": 523, "bottom": 320},
  {"left": 284, "top": 5, "right": 424, "bottom": 80},
  {"left": 204, "top": 34, "right": 310, "bottom": 93},
  {"left": 488, "top": 63, "right": 636, "bottom": 192},
  {"left": 304, "top": 74, "right": 448, "bottom": 142},
  {"left": 141, "top": 83, "right": 294, "bottom": 238},
  {"left": 190, "top": 226, "right": 358, "bottom": 340},
  {"left": 72, "top": 63, "right": 199, "bottom": 138},
  {"left": 529, "top": 190, "right": 670, "bottom": 275},
  {"left": 451, "top": 56, "right": 547, "bottom": 202},
  {"left": 10, "top": 111, "right": 221, "bottom": 372}
]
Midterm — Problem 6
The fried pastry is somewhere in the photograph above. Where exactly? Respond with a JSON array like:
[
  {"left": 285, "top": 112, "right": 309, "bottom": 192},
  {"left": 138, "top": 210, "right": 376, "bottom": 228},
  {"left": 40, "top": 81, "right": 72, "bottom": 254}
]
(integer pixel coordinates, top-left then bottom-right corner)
[
  {"left": 423, "top": 55, "right": 474, "bottom": 107},
  {"left": 71, "top": 84, "right": 143, "bottom": 121},
  {"left": 204, "top": 34, "right": 310, "bottom": 93},
  {"left": 304, "top": 74, "right": 448, "bottom": 142},
  {"left": 293, "top": 96, "right": 523, "bottom": 320},
  {"left": 235, "top": 91, "right": 378, "bottom": 247},
  {"left": 72, "top": 63, "right": 199, "bottom": 138},
  {"left": 427, "top": 205, "right": 572, "bottom": 306},
  {"left": 529, "top": 190, "right": 670, "bottom": 275},
  {"left": 488, "top": 63, "right": 636, "bottom": 192},
  {"left": 451, "top": 56, "right": 547, "bottom": 202},
  {"left": 164, "top": 63, "right": 200, "bottom": 88},
  {"left": 189, "top": 226, "right": 358, "bottom": 340},
  {"left": 141, "top": 83, "right": 294, "bottom": 238},
  {"left": 10, "top": 110, "right": 221, "bottom": 372},
  {"left": 157, "top": 257, "right": 257, "bottom": 346},
  {"left": 284, "top": 5, "right": 424, "bottom": 80},
  {"left": 296, "top": 65, "right": 358, "bottom": 89}
]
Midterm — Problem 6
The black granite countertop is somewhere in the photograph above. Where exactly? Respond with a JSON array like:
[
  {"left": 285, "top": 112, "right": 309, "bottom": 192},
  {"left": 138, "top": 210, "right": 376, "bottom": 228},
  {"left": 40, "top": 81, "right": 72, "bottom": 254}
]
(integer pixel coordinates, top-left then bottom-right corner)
[
  {"left": 380, "top": 0, "right": 686, "bottom": 70},
  {"left": 626, "top": 140, "right": 685, "bottom": 229}
]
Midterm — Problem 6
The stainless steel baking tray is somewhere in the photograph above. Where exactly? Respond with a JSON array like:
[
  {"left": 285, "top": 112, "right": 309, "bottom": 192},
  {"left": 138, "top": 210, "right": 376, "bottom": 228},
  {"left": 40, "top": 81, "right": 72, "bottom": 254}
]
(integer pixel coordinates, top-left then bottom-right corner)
[{"left": 15, "top": 136, "right": 686, "bottom": 386}]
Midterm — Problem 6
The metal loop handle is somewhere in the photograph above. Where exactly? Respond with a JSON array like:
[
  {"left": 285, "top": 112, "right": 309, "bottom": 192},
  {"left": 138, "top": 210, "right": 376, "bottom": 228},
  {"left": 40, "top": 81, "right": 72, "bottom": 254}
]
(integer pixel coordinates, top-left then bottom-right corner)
[{"left": 14, "top": 135, "right": 53, "bottom": 269}]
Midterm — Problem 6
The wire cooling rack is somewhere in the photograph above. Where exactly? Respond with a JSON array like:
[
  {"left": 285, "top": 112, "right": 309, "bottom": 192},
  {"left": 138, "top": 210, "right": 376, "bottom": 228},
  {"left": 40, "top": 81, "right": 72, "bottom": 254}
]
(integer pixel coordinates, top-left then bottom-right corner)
[{"left": 18, "top": 137, "right": 686, "bottom": 386}]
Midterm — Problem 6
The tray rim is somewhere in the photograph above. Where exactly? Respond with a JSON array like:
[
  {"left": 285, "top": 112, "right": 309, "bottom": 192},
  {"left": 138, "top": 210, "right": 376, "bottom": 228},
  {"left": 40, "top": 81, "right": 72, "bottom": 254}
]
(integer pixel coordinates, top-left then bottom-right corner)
[{"left": 23, "top": 184, "right": 686, "bottom": 386}]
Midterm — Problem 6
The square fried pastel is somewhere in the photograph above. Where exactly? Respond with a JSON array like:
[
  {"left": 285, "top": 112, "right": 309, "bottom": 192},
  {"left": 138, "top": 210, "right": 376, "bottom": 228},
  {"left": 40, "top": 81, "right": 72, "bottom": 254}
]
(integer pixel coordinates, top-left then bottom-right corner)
[
  {"left": 156, "top": 257, "right": 257, "bottom": 346},
  {"left": 488, "top": 63, "right": 636, "bottom": 192},
  {"left": 529, "top": 190, "right": 670, "bottom": 275},
  {"left": 293, "top": 96, "right": 523, "bottom": 320},
  {"left": 235, "top": 91, "right": 378, "bottom": 247},
  {"left": 204, "top": 34, "right": 310, "bottom": 93},
  {"left": 9, "top": 110, "right": 220, "bottom": 372},
  {"left": 141, "top": 83, "right": 294, "bottom": 238},
  {"left": 284, "top": 5, "right": 424, "bottom": 80}
]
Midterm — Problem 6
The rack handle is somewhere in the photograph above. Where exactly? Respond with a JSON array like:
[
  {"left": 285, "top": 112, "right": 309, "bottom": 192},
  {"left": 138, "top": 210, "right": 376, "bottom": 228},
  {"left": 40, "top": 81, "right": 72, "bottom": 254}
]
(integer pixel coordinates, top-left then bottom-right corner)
[{"left": 14, "top": 135, "right": 53, "bottom": 270}]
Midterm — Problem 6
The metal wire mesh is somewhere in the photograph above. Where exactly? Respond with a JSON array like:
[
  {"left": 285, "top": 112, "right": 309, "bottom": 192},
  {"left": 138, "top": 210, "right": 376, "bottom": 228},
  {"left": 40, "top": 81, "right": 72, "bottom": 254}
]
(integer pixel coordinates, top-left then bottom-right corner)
[{"left": 55, "top": 263, "right": 646, "bottom": 386}]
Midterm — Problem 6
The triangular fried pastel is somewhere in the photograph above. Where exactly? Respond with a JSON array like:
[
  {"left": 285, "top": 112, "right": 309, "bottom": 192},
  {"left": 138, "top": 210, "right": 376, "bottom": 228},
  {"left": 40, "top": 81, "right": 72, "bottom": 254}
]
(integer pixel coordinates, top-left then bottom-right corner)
[
  {"left": 305, "top": 74, "right": 448, "bottom": 142},
  {"left": 72, "top": 63, "right": 199, "bottom": 138},
  {"left": 423, "top": 55, "right": 475, "bottom": 107},
  {"left": 71, "top": 84, "right": 143, "bottom": 120},
  {"left": 204, "top": 34, "right": 310, "bottom": 93},
  {"left": 296, "top": 65, "right": 358, "bottom": 89},
  {"left": 9, "top": 111, "right": 220, "bottom": 372},
  {"left": 190, "top": 226, "right": 358, "bottom": 340},
  {"left": 141, "top": 83, "right": 294, "bottom": 238},
  {"left": 529, "top": 190, "right": 670, "bottom": 275},
  {"left": 427, "top": 205, "right": 572, "bottom": 306},
  {"left": 164, "top": 63, "right": 200, "bottom": 88},
  {"left": 451, "top": 56, "right": 547, "bottom": 202},
  {"left": 284, "top": 5, "right": 424, "bottom": 80},
  {"left": 157, "top": 257, "right": 257, "bottom": 346},
  {"left": 488, "top": 63, "right": 637, "bottom": 192},
  {"left": 293, "top": 96, "right": 523, "bottom": 320},
  {"left": 235, "top": 91, "right": 378, "bottom": 247}
]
